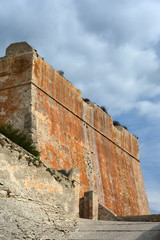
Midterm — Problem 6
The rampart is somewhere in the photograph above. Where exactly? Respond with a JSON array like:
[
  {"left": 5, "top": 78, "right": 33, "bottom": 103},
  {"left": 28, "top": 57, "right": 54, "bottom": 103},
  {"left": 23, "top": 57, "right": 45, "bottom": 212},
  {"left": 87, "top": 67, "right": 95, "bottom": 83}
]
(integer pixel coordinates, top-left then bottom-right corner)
[{"left": 0, "top": 42, "right": 150, "bottom": 216}]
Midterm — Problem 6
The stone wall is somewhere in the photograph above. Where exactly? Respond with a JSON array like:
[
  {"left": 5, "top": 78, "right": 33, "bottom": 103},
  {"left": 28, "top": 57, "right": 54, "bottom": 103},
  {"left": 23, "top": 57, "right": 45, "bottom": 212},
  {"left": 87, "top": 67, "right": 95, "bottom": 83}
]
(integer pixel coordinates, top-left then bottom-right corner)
[
  {"left": 0, "top": 133, "right": 80, "bottom": 239},
  {"left": 0, "top": 43, "right": 33, "bottom": 134},
  {"left": 98, "top": 203, "right": 117, "bottom": 221},
  {"left": 0, "top": 42, "right": 150, "bottom": 216},
  {"left": 117, "top": 214, "right": 160, "bottom": 222}
]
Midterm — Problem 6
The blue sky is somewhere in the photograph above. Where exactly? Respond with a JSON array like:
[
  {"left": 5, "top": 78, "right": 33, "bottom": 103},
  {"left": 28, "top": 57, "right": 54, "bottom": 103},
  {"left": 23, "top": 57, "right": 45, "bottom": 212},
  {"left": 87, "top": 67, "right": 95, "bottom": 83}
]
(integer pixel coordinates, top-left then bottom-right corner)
[{"left": 0, "top": 0, "right": 160, "bottom": 214}]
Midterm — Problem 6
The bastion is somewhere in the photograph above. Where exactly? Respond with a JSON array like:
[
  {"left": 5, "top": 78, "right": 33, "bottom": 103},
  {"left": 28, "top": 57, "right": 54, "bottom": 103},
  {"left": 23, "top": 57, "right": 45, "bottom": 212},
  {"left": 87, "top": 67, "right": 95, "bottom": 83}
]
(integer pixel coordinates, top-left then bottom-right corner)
[{"left": 0, "top": 42, "right": 150, "bottom": 216}]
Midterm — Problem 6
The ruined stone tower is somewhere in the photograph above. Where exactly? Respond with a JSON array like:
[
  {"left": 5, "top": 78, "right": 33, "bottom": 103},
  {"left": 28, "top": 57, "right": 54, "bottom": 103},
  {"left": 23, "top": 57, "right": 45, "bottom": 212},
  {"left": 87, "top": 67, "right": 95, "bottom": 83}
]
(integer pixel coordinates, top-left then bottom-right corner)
[{"left": 0, "top": 42, "right": 150, "bottom": 216}]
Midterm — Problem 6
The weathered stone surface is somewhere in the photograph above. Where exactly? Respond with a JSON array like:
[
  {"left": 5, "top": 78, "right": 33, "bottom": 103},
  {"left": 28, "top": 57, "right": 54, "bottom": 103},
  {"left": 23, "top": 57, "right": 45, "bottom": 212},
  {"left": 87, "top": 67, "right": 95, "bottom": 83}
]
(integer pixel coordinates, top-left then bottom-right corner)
[
  {"left": 0, "top": 133, "right": 79, "bottom": 239},
  {"left": 68, "top": 219, "right": 160, "bottom": 240},
  {"left": 6, "top": 42, "right": 34, "bottom": 57},
  {"left": 98, "top": 203, "right": 117, "bottom": 221},
  {"left": 117, "top": 214, "right": 160, "bottom": 222},
  {"left": 83, "top": 191, "right": 99, "bottom": 220},
  {"left": 0, "top": 42, "right": 150, "bottom": 216}
]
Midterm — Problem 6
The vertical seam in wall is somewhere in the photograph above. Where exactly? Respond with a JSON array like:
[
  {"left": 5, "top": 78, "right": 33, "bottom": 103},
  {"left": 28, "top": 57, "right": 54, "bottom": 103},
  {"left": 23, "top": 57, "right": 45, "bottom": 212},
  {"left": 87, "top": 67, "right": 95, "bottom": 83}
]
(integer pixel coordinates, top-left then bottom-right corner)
[
  {"left": 90, "top": 106, "right": 105, "bottom": 205},
  {"left": 82, "top": 104, "right": 92, "bottom": 191}
]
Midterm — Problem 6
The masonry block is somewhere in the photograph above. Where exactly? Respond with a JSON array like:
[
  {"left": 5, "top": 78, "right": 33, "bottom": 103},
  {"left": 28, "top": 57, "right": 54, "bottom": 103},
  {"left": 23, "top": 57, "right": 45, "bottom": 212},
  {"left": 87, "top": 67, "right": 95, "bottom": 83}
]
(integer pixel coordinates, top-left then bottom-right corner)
[{"left": 84, "top": 191, "right": 98, "bottom": 219}]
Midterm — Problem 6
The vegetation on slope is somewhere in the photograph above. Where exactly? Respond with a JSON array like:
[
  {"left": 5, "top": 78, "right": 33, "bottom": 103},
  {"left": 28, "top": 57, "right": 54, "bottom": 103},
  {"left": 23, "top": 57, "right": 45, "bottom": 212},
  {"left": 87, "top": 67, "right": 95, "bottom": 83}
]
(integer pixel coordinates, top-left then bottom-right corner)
[{"left": 0, "top": 124, "right": 40, "bottom": 157}]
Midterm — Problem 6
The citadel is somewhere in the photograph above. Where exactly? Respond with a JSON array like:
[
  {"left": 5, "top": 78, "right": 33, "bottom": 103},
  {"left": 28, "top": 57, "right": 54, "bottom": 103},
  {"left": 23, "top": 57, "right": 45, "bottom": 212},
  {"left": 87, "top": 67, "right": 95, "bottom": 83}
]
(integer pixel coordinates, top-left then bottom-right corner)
[{"left": 0, "top": 42, "right": 159, "bottom": 240}]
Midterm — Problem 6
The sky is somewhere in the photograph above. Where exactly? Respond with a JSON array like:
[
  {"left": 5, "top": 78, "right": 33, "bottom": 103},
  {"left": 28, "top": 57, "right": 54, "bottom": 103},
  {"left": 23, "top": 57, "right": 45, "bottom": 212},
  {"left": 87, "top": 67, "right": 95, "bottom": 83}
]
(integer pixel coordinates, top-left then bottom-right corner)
[{"left": 0, "top": 0, "right": 160, "bottom": 214}]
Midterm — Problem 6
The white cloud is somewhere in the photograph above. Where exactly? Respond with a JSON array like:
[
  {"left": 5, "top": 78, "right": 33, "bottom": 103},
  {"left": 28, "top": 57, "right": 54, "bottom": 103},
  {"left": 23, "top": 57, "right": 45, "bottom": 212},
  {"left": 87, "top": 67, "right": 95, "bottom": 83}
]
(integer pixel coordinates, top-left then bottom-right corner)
[
  {"left": 1, "top": 0, "right": 160, "bottom": 119},
  {"left": 137, "top": 101, "right": 160, "bottom": 119},
  {"left": 75, "top": 0, "right": 160, "bottom": 47},
  {"left": 147, "top": 191, "right": 160, "bottom": 213}
]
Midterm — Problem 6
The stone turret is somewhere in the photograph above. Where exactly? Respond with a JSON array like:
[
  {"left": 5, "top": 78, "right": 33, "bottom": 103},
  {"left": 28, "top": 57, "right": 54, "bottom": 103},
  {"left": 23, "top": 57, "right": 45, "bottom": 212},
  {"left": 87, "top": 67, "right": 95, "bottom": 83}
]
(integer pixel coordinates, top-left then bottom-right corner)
[{"left": 6, "top": 42, "right": 34, "bottom": 57}]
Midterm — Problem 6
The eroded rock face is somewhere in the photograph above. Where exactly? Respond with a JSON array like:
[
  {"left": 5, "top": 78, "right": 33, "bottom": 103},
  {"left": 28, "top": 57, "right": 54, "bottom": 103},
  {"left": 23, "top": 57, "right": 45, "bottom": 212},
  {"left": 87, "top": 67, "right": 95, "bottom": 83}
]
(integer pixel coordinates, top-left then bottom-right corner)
[
  {"left": 0, "top": 134, "right": 79, "bottom": 239},
  {"left": 0, "top": 42, "right": 150, "bottom": 216}
]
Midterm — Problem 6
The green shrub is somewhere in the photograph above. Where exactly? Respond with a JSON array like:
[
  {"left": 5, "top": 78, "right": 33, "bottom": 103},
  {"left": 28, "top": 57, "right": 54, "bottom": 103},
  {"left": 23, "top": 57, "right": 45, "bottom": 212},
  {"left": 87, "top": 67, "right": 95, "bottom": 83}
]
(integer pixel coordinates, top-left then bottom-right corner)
[
  {"left": 83, "top": 98, "right": 90, "bottom": 103},
  {"left": 0, "top": 124, "right": 40, "bottom": 157},
  {"left": 113, "top": 121, "right": 128, "bottom": 130},
  {"left": 100, "top": 106, "right": 108, "bottom": 113},
  {"left": 113, "top": 120, "right": 121, "bottom": 126},
  {"left": 122, "top": 125, "right": 128, "bottom": 130},
  {"left": 57, "top": 70, "right": 64, "bottom": 77}
]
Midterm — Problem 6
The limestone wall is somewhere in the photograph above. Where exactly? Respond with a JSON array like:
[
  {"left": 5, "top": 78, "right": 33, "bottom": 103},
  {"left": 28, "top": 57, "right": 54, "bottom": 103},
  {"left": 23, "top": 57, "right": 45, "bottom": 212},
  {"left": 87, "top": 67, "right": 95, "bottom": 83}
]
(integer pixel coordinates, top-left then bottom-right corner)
[
  {"left": 0, "top": 43, "right": 33, "bottom": 133},
  {"left": 0, "top": 42, "right": 150, "bottom": 216},
  {"left": 0, "top": 133, "right": 79, "bottom": 239},
  {"left": 117, "top": 214, "right": 160, "bottom": 222}
]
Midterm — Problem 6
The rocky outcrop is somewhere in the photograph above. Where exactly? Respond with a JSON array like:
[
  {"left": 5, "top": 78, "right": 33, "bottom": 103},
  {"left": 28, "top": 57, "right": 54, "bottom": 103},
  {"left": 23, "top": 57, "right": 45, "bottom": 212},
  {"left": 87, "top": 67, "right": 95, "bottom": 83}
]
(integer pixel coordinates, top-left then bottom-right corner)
[{"left": 0, "top": 133, "right": 80, "bottom": 240}]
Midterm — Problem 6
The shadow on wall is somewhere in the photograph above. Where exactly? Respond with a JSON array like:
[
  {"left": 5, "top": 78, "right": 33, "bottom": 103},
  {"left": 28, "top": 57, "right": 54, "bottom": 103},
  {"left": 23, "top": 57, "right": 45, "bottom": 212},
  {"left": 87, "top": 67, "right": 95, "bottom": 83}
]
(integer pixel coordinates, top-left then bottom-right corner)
[{"left": 136, "top": 224, "right": 160, "bottom": 240}]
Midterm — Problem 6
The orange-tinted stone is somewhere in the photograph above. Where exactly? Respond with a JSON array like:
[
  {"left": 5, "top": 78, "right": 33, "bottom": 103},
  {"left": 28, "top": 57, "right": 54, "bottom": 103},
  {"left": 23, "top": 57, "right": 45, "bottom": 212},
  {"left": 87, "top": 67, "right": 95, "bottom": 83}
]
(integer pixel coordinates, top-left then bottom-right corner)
[{"left": 0, "top": 42, "right": 150, "bottom": 216}]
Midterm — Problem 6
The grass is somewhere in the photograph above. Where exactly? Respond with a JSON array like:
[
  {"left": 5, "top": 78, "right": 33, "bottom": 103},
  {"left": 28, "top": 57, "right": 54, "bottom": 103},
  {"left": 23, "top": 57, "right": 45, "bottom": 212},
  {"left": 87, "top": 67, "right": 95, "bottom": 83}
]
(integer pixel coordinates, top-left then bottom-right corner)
[{"left": 0, "top": 124, "right": 40, "bottom": 157}]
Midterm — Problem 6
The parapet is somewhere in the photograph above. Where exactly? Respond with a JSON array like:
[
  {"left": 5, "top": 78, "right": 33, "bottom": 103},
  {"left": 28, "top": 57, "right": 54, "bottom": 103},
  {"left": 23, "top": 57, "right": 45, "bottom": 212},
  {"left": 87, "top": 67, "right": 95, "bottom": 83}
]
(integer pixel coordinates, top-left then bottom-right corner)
[{"left": 6, "top": 42, "right": 34, "bottom": 57}]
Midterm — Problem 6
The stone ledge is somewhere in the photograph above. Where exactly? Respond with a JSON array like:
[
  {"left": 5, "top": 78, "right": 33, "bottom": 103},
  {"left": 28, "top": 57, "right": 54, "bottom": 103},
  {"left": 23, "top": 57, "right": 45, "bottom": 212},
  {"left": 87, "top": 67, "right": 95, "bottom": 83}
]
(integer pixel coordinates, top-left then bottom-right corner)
[{"left": 117, "top": 214, "right": 160, "bottom": 222}]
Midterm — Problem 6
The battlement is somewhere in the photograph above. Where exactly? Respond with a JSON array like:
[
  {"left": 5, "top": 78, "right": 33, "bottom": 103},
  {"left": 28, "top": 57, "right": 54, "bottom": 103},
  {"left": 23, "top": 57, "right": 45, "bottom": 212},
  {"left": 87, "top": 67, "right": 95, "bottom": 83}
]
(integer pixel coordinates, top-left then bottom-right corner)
[{"left": 0, "top": 42, "right": 150, "bottom": 216}]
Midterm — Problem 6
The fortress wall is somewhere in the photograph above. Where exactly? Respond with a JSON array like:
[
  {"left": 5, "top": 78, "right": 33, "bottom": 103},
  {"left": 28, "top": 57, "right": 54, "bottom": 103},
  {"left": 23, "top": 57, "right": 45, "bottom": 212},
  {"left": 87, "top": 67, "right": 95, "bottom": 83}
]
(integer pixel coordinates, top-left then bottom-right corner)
[
  {"left": 32, "top": 55, "right": 139, "bottom": 159},
  {"left": 0, "top": 42, "right": 150, "bottom": 216},
  {"left": 31, "top": 52, "right": 150, "bottom": 215},
  {"left": 0, "top": 52, "right": 33, "bottom": 132}
]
